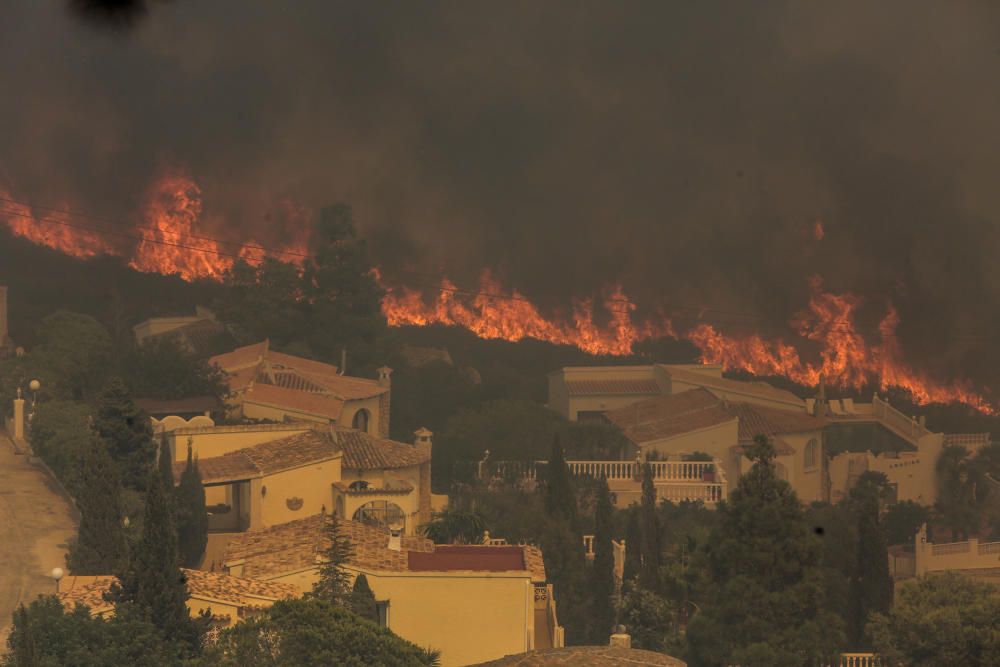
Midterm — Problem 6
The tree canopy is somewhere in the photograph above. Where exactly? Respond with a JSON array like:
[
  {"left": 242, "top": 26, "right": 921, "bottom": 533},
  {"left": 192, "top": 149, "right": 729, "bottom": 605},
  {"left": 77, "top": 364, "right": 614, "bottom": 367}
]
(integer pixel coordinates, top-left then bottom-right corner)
[
  {"left": 195, "top": 598, "right": 439, "bottom": 667},
  {"left": 868, "top": 573, "right": 1000, "bottom": 667}
]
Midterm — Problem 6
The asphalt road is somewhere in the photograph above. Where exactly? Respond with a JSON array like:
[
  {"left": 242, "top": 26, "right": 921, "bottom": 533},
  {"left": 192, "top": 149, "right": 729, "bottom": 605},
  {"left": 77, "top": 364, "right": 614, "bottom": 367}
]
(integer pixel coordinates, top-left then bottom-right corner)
[{"left": 0, "top": 435, "right": 77, "bottom": 648}]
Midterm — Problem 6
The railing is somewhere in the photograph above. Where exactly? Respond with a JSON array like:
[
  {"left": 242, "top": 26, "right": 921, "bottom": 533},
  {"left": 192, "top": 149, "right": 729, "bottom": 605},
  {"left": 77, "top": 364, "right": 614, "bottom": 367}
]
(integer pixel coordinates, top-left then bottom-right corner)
[
  {"left": 487, "top": 459, "right": 722, "bottom": 483},
  {"left": 872, "top": 395, "right": 929, "bottom": 444},
  {"left": 583, "top": 534, "right": 594, "bottom": 555},
  {"left": 838, "top": 654, "right": 880, "bottom": 667},
  {"left": 979, "top": 541, "right": 1000, "bottom": 556},
  {"left": 931, "top": 541, "right": 971, "bottom": 556}
]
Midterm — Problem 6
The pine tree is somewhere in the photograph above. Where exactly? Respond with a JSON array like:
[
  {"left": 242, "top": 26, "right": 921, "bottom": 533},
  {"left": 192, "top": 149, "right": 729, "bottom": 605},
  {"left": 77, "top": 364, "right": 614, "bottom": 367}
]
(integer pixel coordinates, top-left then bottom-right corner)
[
  {"left": 639, "top": 463, "right": 661, "bottom": 592},
  {"left": 66, "top": 436, "right": 129, "bottom": 575},
  {"left": 114, "top": 470, "right": 196, "bottom": 649},
  {"left": 174, "top": 443, "right": 208, "bottom": 569},
  {"left": 623, "top": 506, "right": 642, "bottom": 583},
  {"left": 93, "top": 377, "right": 155, "bottom": 489},
  {"left": 848, "top": 487, "right": 892, "bottom": 648},
  {"left": 349, "top": 574, "right": 379, "bottom": 623},
  {"left": 686, "top": 435, "right": 845, "bottom": 666},
  {"left": 312, "top": 513, "right": 355, "bottom": 604},
  {"left": 544, "top": 435, "right": 576, "bottom": 525},
  {"left": 590, "top": 476, "right": 616, "bottom": 641},
  {"left": 8, "top": 603, "right": 37, "bottom": 667},
  {"left": 157, "top": 432, "right": 174, "bottom": 493}
]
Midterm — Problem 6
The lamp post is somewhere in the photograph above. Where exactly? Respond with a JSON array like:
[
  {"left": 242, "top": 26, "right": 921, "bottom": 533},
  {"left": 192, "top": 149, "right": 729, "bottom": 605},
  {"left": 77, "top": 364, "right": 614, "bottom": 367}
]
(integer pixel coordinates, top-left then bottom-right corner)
[
  {"left": 51, "top": 567, "right": 64, "bottom": 594},
  {"left": 27, "top": 379, "right": 40, "bottom": 423}
]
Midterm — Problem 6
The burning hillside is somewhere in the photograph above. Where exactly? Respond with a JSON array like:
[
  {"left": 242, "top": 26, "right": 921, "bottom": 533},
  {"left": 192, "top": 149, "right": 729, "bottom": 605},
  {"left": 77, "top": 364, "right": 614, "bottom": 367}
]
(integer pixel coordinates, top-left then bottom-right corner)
[{"left": 0, "top": 177, "right": 994, "bottom": 414}]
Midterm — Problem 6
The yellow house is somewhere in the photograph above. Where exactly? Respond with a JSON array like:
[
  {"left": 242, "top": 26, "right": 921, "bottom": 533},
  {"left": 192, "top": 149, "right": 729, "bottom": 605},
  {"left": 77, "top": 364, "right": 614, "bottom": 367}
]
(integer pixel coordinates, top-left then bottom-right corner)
[
  {"left": 548, "top": 363, "right": 804, "bottom": 422},
  {"left": 603, "top": 388, "right": 825, "bottom": 504},
  {"left": 57, "top": 569, "right": 298, "bottom": 627},
  {"left": 222, "top": 515, "right": 563, "bottom": 667},
  {"left": 173, "top": 425, "right": 433, "bottom": 535},
  {"left": 209, "top": 340, "right": 392, "bottom": 437}
]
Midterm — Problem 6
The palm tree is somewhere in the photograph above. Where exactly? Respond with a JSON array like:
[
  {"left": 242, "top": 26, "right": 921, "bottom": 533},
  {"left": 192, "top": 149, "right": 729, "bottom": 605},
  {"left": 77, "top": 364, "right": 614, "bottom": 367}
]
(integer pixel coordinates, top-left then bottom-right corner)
[
  {"left": 935, "top": 445, "right": 977, "bottom": 540},
  {"left": 421, "top": 507, "right": 488, "bottom": 544}
]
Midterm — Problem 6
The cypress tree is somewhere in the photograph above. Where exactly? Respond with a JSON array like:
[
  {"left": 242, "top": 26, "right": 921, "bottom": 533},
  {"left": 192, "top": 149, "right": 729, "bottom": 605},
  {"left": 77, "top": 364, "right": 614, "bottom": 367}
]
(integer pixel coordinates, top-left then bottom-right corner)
[
  {"left": 544, "top": 435, "right": 576, "bottom": 525},
  {"left": 312, "top": 513, "right": 355, "bottom": 604},
  {"left": 686, "top": 435, "right": 845, "bottom": 666},
  {"left": 848, "top": 488, "right": 892, "bottom": 648},
  {"left": 157, "top": 432, "right": 174, "bottom": 493},
  {"left": 623, "top": 506, "right": 642, "bottom": 583},
  {"left": 591, "top": 476, "right": 616, "bottom": 641},
  {"left": 639, "top": 463, "right": 661, "bottom": 591},
  {"left": 349, "top": 574, "right": 379, "bottom": 623},
  {"left": 66, "top": 436, "right": 129, "bottom": 575},
  {"left": 114, "top": 470, "right": 195, "bottom": 649},
  {"left": 175, "top": 443, "right": 208, "bottom": 569},
  {"left": 9, "top": 603, "right": 37, "bottom": 667},
  {"left": 93, "top": 377, "right": 155, "bottom": 489}
]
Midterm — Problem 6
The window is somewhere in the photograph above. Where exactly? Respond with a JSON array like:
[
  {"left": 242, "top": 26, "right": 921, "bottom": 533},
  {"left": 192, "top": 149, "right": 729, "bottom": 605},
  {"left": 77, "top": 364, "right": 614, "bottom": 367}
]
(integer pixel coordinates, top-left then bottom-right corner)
[
  {"left": 352, "top": 408, "right": 370, "bottom": 433},
  {"left": 804, "top": 438, "right": 819, "bottom": 470},
  {"left": 348, "top": 480, "right": 369, "bottom": 491},
  {"left": 376, "top": 600, "right": 390, "bottom": 628},
  {"left": 353, "top": 500, "right": 405, "bottom": 530}
]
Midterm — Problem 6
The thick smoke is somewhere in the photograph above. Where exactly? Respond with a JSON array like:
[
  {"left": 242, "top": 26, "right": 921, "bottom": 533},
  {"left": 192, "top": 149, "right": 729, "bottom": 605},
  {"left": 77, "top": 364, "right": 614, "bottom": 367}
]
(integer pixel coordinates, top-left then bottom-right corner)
[{"left": 2, "top": 1, "right": 1000, "bottom": 389}]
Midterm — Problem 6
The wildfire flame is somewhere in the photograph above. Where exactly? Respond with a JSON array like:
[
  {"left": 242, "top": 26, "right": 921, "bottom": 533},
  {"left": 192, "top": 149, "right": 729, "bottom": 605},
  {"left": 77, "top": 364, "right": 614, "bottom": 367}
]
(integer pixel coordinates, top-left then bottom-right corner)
[
  {"left": 1, "top": 177, "right": 993, "bottom": 413},
  {"left": 380, "top": 271, "right": 674, "bottom": 356}
]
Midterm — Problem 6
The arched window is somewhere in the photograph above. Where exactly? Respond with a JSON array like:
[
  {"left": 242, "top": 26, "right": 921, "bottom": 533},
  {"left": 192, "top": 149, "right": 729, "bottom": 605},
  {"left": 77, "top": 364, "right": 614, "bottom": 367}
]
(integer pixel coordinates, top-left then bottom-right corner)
[
  {"left": 804, "top": 438, "right": 819, "bottom": 470},
  {"left": 349, "top": 480, "right": 369, "bottom": 491},
  {"left": 353, "top": 500, "right": 405, "bottom": 530},
  {"left": 352, "top": 409, "right": 371, "bottom": 433}
]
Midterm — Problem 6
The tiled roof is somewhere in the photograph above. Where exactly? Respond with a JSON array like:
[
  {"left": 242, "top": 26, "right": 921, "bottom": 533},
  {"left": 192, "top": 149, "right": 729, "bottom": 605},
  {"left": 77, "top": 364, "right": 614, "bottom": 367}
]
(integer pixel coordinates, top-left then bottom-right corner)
[
  {"left": 244, "top": 383, "right": 345, "bottom": 420},
  {"left": 721, "top": 402, "right": 824, "bottom": 442},
  {"left": 944, "top": 433, "right": 992, "bottom": 448},
  {"left": 223, "top": 514, "right": 435, "bottom": 578},
  {"left": 332, "top": 428, "right": 430, "bottom": 470},
  {"left": 223, "top": 515, "right": 545, "bottom": 582},
  {"left": 210, "top": 341, "right": 270, "bottom": 372},
  {"left": 658, "top": 365, "right": 804, "bottom": 407},
  {"left": 266, "top": 351, "right": 340, "bottom": 379},
  {"left": 603, "top": 389, "right": 736, "bottom": 444},
  {"left": 177, "top": 430, "right": 341, "bottom": 483},
  {"left": 473, "top": 647, "right": 687, "bottom": 666},
  {"left": 565, "top": 379, "right": 661, "bottom": 397},
  {"left": 58, "top": 570, "right": 297, "bottom": 614}
]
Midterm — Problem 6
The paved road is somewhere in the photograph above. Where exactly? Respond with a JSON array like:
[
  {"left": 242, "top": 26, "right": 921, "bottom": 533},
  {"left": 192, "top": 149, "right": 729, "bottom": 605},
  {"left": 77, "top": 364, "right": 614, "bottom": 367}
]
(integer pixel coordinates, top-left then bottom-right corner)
[{"left": 0, "top": 435, "right": 77, "bottom": 647}]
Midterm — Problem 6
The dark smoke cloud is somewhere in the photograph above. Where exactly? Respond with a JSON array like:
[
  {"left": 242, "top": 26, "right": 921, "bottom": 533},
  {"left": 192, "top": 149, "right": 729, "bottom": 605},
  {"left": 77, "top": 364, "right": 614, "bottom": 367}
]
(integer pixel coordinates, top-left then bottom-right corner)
[{"left": 2, "top": 1, "right": 1000, "bottom": 389}]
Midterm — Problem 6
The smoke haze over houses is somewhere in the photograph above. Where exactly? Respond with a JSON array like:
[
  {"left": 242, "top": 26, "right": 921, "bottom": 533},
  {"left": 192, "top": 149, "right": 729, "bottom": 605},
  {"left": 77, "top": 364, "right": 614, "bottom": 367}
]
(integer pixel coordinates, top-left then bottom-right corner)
[{"left": 3, "top": 2, "right": 1000, "bottom": 392}]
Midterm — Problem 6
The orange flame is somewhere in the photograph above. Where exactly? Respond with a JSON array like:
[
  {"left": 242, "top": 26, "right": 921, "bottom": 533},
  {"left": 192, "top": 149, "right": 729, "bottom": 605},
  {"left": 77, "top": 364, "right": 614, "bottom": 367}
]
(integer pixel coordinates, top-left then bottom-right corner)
[
  {"left": 2, "top": 178, "right": 993, "bottom": 413},
  {"left": 380, "top": 271, "right": 671, "bottom": 356},
  {"left": 1, "top": 190, "right": 114, "bottom": 258}
]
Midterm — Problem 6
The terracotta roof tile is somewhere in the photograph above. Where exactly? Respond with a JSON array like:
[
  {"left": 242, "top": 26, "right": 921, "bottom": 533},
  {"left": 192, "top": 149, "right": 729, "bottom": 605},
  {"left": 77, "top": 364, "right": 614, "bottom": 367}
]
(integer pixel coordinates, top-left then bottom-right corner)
[
  {"left": 244, "top": 383, "right": 345, "bottom": 420},
  {"left": 332, "top": 428, "right": 430, "bottom": 470},
  {"left": 473, "top": 647, "right": 687, "bottom": 666},
  {"left": 223, "top": 515, "right": 435, "bottom": 578},
  {"left": 603, "top": 389, "right": 736, "bottom": 444},
  {"left": 658, "top": 365, "right": 804, "bottom": 407},
  {"left": 210, "top": 341, "right": 270, "bottom": 372},
  {"left": 565, "top": 379, "right": 661, "bottom": 397},
  {"left": 223, "top": 515, "right": 545, "bottom": 582},
  {"left": 178, "top": 430, "right": 341, "bottom": 483},
  {"left": 721, "top": 402, "right": 824, "bottom": 442},
  {"left": 58, "top": 570, "right": 297, "bottom": 614}
]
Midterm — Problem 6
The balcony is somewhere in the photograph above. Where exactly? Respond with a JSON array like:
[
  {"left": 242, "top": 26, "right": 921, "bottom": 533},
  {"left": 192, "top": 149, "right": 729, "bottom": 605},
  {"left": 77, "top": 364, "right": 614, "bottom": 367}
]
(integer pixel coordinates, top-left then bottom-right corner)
[{"left": 479, "top": 459, "right": 728, "bottom": 506}]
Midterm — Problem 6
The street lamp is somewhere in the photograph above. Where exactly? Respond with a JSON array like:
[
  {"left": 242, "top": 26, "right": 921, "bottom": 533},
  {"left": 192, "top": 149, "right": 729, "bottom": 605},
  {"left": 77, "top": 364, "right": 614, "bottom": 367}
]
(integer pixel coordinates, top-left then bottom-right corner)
[
  {"left": 28, "top": 379, "right": 40, "bottom": 422},
  {"left": 51, "top": 567, "right": 64, "bottom": 594}
]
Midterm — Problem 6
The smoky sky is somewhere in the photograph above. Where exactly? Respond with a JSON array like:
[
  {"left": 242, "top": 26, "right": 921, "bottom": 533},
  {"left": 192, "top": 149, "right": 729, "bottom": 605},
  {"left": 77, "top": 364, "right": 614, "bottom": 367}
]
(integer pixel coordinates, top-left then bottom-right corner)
[{"left": 3, "top": 1, "right": 1000, "bottom": 390}]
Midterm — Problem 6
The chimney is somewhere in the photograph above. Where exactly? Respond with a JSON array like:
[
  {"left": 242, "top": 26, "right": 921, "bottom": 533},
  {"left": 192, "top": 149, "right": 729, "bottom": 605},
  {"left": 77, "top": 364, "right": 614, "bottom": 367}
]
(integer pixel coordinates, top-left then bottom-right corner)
[
  {"left": 609, "top": 625, "right": 631, "bottom": 650},
  {"left": 377, "top": 365, "right": 393, "bottom": 388},
  {"left": 388, "top": 523, "right": 403, "bottom": 551},
  {"left": 340, "top": 348, "right": 347, "bottom": 376},
  {"left": 414, "top": 427, "right": 433, "bottom": 451}
]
